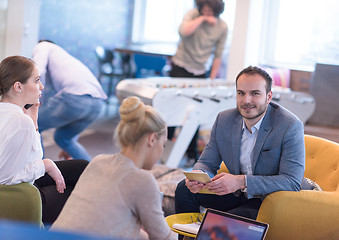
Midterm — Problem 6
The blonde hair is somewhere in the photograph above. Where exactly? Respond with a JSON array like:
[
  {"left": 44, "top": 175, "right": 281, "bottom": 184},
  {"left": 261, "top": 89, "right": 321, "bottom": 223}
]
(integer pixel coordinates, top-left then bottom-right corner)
[{"left": 116, "top": 96, "right": 166, "bottom": 148}]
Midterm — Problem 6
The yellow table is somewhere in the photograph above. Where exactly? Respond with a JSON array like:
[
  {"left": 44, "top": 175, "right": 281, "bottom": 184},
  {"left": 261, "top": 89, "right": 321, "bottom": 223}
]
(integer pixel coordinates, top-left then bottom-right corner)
[{"left": 165, "top": 212, "right": 204, "bottom": 238}]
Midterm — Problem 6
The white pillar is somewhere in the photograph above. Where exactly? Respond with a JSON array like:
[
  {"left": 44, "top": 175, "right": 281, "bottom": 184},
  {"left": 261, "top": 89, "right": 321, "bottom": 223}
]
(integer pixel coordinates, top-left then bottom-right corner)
[
  {"left": 3, "top": 0, "right": 40, "bottom": 58},
  {"left": 226, "top": 0, "right": 265, "bottom": 82}
]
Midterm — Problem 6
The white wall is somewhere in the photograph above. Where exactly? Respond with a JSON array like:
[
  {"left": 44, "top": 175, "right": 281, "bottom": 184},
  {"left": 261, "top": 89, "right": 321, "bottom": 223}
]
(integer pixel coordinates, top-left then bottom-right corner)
[
  {"left": 0, "top": 0, "right": 8, "bottom": 59},
  {"left": 2, "top": 0, "right": 40, "bottom": 59}
]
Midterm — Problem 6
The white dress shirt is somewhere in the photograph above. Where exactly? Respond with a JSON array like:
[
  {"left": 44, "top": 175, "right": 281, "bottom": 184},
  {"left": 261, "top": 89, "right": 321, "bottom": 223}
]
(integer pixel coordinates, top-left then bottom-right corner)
[
  {"left": 240, "top": 117, "right": 264, "bottom": 175},
  {"left": 32, "top": 41, "right": 107, "bottom": 100},
  {"left": 0, "top": 103, "right": 45, "bottom": 184}
]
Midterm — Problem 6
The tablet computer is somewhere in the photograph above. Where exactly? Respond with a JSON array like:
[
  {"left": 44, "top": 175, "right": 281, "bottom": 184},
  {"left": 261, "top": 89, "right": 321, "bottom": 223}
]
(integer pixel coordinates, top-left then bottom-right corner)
[
  {"left": 183, "top": 171, "right": 211, "bottom": 184},
  {"left": 184, "top": 171, "right": 215, "bottom": 194}
]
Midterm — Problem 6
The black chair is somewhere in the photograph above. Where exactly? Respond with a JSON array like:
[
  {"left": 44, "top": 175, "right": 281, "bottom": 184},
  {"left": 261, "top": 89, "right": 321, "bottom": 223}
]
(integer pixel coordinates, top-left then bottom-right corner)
[
  {"left": 95, "top": 46, "right": 126, "bottom": 99},
  {"left": 119, "top": 52, "right": 134, "bottom": 79}
]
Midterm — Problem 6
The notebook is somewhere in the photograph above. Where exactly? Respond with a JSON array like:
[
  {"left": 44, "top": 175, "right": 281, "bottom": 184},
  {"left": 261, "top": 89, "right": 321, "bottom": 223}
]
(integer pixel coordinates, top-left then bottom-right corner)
[
  {"left": 172, "top": 222, "right": 201, "bottom": 235},
  {"left": 195, "top": 208, "right": 269, "bottom": 240}
]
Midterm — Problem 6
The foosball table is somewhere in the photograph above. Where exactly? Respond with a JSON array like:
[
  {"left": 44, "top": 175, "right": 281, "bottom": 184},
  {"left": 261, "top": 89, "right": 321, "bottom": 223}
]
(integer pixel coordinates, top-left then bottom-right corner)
[{"left": 116, "top": 77, "right": 315, "bottom": 167}]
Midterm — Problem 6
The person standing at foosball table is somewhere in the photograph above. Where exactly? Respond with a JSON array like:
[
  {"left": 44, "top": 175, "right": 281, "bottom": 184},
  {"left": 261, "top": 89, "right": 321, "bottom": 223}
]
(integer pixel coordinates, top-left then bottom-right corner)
[{"left": 169, "top": 0, "right": 228, "bottom": 165}]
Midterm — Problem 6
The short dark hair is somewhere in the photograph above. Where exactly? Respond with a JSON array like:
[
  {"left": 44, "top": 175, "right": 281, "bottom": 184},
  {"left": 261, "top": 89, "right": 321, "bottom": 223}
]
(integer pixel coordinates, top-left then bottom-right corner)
[
  {"left": 195, "top": 0, "right": 225, "bottom": 17},
  {"left": 236, "top": 66, "right": 273, "bottom": 93},
  {"left": 38, "top": 39, "right": 55, "bottom": 44}
]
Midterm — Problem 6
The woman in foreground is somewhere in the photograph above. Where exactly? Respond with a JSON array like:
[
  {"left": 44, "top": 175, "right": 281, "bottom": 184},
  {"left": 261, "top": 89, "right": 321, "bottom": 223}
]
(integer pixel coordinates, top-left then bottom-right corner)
[
  {"left": 0, "top": 55, "right": 88, "bottom": 224},
  {"left": 51, "top": 96, "right": 176, "bottom": 239}
]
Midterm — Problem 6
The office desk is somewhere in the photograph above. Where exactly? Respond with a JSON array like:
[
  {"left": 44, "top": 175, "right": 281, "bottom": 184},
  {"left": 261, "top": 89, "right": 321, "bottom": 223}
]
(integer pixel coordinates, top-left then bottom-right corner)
[
  {"left": 115, "top": 43, "right": 177, "bottom": 58},
  {"left": 115, "top": 43, "right": 177, "bottom": 78}
]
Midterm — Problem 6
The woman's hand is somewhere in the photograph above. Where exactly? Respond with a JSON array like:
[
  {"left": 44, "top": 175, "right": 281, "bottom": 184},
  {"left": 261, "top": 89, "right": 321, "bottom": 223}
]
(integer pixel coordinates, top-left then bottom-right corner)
[
  {"left": 23, "top": 103, "right": 40, "bottom": 130},
  {"left": 43, "top": 159, "right": 66, "bottom": 193}
]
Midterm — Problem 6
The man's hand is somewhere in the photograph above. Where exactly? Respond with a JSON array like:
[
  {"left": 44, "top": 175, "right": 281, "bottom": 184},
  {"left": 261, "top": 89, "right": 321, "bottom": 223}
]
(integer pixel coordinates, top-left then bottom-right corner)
[
  {"left": 43, "top": 159, "right": 66, "bottom": 193},
  {"left": 181, "top": 15, "right": 217, "bottom": 36},
  {"left": 185, "top": 170, "right": 207, "bottom": 194},
  {"left": 205, "top": 173, "right": 246, "bottom": 196},
  {"left": 203, "top": 16, "right": 217, "bottom": 26}
]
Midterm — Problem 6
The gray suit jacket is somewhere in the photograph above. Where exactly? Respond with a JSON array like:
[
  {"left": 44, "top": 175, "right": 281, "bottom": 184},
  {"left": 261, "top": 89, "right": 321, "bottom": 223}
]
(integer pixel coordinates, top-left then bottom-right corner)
[{"left": 194, "top": 102, "right": 305, "bottom": 199}]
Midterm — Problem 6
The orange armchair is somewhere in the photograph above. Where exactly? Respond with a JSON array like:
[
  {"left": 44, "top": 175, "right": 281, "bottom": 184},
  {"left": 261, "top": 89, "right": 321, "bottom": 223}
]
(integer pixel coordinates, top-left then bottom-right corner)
[{"left": 256, "top": 135, "right": 339, "bottom": 239}]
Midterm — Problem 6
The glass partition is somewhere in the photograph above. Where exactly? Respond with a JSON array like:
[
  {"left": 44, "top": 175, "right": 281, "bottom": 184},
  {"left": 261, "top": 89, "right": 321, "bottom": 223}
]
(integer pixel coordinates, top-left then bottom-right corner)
[{"left": 0, "top": 0, "right": 8, "bottom": 59}]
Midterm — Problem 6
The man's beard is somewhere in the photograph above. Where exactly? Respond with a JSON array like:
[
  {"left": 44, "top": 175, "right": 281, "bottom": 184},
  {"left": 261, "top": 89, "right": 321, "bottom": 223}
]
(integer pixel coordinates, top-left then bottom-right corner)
[{"left": 237, "top": 103, "right": 267, "bottom": 120}]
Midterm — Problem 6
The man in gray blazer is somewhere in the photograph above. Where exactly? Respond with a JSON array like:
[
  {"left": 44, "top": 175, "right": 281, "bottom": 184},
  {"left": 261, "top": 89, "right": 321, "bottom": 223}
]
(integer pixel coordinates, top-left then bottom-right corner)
[{"left": 175, "top": 66, "right": 305, "bottom": 220}]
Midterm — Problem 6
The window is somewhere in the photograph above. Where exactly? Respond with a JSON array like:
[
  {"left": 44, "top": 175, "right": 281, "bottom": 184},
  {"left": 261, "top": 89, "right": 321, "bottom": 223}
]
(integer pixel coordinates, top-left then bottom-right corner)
[
  {"left": 131, "top": 0, "right": 236, "bottom": 78},
  {"left": 220, "top": 0, "right": 236, "bottom": 48},
  {"left": 132, "top": 1, "right": 338, "bottom": 71},
  {"left": 132, "top": 0, "right": 236, "bottom": 44},
  {"left": 132, "top": 0, "right": 194, "bottom": 44},
  {"left": 261, "top": 0, "right": 339, "bottom": 70}
]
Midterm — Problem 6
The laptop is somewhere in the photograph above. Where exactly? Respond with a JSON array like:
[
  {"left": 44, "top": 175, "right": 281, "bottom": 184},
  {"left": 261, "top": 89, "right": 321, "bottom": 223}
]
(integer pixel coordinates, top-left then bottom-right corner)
[{"left": 195, "top": 208, "right": 269, "bottom": 240}]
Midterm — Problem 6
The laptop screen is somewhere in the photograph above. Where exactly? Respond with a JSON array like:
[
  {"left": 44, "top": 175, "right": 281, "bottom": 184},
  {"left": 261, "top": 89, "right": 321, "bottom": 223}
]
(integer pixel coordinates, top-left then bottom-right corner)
[{"left": 196, "top": 209, "right": 269, "bottom": 240}]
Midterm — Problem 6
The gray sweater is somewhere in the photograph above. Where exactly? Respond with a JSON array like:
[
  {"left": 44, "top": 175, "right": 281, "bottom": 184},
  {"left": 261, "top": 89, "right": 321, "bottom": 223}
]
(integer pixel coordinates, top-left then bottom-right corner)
[
  {"left": 172, "top": 8, "right": 228, "bottom": 74},
  {"left": 51, "top": 153, "right": 176, "bottom": 240}
]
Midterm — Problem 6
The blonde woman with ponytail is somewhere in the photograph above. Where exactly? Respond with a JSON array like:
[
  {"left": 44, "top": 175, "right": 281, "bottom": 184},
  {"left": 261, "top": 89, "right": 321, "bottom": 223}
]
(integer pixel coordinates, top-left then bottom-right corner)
[{"left": 52, "top": 96, "right": 176, "bottom": 240}]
